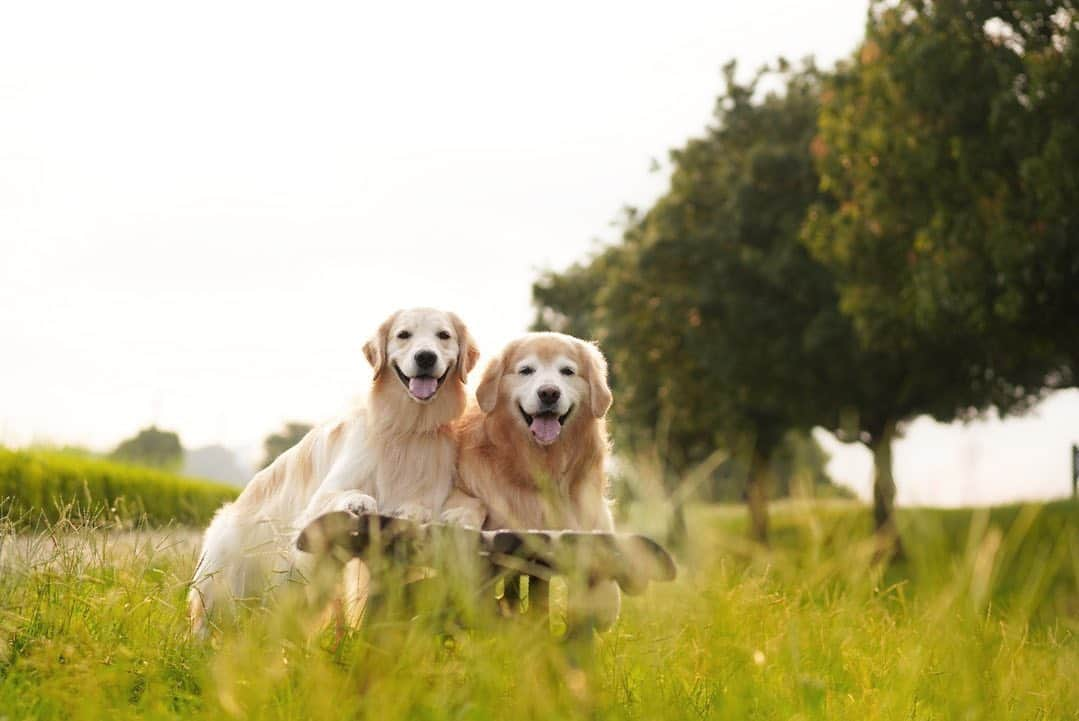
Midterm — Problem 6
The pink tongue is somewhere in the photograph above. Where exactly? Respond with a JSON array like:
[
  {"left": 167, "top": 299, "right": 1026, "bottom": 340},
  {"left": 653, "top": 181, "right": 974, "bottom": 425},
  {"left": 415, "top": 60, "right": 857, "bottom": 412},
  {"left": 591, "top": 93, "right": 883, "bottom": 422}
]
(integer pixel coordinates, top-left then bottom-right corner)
[
  {"left": 530, "top": 415, "right": 562, "bottom": 444},
  {"left": 408, "top": 376, "right": 438, "bottom": 400}
]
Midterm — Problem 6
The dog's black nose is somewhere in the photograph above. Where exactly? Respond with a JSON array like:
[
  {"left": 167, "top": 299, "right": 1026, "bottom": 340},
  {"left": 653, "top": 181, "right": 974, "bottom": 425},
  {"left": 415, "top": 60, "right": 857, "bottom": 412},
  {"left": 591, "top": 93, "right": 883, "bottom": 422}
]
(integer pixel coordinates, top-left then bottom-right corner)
[
  {"left": 415, "top": 350, "right": 437, "bottom": 371},
  {"left": 537, "top": 385, "right": 561, "bottom": 406}
]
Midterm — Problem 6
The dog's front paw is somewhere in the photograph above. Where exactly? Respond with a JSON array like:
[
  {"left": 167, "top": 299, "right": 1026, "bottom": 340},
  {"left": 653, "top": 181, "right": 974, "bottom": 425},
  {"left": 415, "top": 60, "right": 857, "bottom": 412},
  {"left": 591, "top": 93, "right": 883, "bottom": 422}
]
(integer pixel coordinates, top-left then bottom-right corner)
[
  {"left": 440, "top": 505, "right": 486, "bottom": 529},
  {"left": 392, "top": 503, "right": 433, "bottom": 524},
  {"left": 335, "top": 491, "right": 378, "bottom": 517}
]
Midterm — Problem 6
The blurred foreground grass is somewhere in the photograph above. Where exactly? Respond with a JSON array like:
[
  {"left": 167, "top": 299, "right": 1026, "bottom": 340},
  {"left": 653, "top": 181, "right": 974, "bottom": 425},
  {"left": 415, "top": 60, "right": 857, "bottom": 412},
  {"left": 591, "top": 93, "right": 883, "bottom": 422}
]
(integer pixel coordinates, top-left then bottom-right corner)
[{"left": 0, "top": 498, "right": 1075, "bottom": 720}]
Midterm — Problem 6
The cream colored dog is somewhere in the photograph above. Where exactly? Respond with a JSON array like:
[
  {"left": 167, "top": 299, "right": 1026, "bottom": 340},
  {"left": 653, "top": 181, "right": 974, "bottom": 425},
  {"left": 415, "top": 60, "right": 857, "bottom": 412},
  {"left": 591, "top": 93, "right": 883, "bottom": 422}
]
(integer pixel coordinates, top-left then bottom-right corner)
[
  {"left": 443, "top": 332, "right": 621, "bottom": 627},
  {"left": 188, "top": 307, "right": 479, "bottom": 636}
]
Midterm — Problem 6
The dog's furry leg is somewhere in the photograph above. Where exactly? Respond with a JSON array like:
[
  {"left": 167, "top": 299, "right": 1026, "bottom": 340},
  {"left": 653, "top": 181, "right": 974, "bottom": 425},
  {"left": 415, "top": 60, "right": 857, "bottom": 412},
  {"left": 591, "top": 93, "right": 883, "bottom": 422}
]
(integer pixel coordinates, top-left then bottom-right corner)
[
  {"left": 440, "top": 488, "right": 487, "bottom": 528},
  {"left": 189, "top": 503, "right": 261, "bottom": 637}
]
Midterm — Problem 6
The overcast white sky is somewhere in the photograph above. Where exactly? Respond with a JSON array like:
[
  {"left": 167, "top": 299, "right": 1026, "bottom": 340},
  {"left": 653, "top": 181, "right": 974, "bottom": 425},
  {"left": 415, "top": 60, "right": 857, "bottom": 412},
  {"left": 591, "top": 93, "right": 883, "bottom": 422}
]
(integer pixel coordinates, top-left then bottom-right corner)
[{"left": 2, "top": 1, "right": 1076, "bottom": 505}]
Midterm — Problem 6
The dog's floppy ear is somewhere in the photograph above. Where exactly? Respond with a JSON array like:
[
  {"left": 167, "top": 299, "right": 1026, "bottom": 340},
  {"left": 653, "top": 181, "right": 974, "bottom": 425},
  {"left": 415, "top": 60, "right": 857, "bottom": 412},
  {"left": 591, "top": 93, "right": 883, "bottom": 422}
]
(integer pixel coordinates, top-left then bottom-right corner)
[
  {"left": 475, "top": 355, "right": 504, "bottom": 413},
  {"left": 582, "top": 341, "right": 613, "bottom": 418},
  {"left": 363, "top": 313, "right": 396, "bottom": 380},
  {"left": 449, "top": 312, "right": 480, "bottom": 384}
]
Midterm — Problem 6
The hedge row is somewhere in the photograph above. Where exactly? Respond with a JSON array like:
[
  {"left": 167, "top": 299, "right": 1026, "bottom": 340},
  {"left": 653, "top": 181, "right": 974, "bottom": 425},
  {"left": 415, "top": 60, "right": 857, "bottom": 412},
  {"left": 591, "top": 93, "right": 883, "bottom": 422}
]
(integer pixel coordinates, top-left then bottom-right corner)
[{"left": 0, "top": 447, "right": 239, "bottom": 526}]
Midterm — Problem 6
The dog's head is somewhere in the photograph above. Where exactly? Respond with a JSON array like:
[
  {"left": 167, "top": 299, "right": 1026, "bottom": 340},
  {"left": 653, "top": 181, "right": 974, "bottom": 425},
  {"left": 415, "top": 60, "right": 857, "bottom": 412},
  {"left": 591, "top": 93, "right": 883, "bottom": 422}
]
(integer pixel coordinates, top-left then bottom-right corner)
[
  {"left": 476, "top": 332, "right": 612, "bottom": 446},
  {"left": 364, "top": 308, "right": 479, "bottom": 404}
]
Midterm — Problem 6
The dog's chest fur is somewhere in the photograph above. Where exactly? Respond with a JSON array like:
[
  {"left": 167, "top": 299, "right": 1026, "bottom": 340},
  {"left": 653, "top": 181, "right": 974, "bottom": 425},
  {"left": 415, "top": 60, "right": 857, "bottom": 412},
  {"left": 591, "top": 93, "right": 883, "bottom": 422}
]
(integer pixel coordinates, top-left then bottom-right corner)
[{"left": 369, "top": 429, "right": 455, "bottom": 512}]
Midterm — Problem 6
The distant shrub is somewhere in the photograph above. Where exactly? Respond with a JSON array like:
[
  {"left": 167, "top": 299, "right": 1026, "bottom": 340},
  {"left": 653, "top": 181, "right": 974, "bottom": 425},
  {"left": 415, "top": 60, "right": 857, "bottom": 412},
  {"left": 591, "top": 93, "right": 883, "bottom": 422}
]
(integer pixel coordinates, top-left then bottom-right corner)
[
  {"left": 0, "top": 446, "right": 237, "bottom": 526},
  {"left": 109, "top": 425, "right": 184, "bottom": 471}
]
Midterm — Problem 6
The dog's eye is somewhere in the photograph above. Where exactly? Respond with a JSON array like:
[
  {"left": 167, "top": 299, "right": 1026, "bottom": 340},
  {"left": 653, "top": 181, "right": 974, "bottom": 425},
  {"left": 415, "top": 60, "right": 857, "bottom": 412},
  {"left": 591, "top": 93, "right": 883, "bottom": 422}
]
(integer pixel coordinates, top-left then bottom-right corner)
[
  {"left": 560, "top": 367, "right": 575, "bottom": 376},
  {"left": 396, "top": 330, "right": 412, "bottom": 340},
  {"left": 518, "top": 366, "right": 535, "bottom": 376},
  {"left": 437, "top": 330, "right": 451, "bottom": 340}
]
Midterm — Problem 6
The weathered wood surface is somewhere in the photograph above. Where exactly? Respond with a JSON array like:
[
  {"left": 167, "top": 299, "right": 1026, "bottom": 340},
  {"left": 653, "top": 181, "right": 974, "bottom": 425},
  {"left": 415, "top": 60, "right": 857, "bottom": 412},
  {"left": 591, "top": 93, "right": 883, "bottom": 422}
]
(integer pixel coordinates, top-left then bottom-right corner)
[{"left": 297, "top": 511, "right": 676, "bottom": 595}]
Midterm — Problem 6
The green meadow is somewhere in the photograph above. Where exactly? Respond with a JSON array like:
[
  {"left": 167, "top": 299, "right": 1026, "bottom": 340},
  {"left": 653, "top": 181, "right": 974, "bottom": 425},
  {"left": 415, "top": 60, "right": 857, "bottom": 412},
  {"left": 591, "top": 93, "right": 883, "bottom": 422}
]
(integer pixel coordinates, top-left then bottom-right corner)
[{"left": 1, "top": 493, "right": 1075, "bottom": 721}]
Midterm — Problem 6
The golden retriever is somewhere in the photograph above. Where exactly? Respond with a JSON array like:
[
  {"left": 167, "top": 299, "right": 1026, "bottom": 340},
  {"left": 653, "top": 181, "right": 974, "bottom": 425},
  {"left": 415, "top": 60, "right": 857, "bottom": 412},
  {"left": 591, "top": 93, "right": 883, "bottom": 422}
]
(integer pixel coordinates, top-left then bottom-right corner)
[
  {"left": 442, "top": 331, "right": 620, "bottom": 628},
  {"left": 188, "top": 307, "right": 479, "bottom": 636}
]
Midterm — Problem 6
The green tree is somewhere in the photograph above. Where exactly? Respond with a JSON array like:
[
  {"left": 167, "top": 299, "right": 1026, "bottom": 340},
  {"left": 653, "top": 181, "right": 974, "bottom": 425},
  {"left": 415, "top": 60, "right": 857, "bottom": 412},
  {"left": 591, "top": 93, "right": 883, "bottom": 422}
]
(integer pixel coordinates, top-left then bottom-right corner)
[
  {"left": 110, "top": 425, "right": 183, "bottom": 471},
  {"left": 536, "top": 62, "right": 856, "bottom": 543},
  {"left": 804, "top": 0, "right": 1078, "bottom": 552},
  {"left": 260, "top": 422, "right": 313, "bottom": 470}
]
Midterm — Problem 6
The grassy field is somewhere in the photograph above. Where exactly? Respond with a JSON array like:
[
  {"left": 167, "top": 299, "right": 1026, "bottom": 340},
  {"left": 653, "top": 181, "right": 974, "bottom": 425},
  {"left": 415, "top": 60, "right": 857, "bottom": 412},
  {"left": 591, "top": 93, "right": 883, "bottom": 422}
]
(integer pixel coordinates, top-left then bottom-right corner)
[
  {"left": 0, "top": 498, "right": 1075, "bottom": 720},
  {"left": 0, "top": 447, "right": 238, "bottom": 526}
]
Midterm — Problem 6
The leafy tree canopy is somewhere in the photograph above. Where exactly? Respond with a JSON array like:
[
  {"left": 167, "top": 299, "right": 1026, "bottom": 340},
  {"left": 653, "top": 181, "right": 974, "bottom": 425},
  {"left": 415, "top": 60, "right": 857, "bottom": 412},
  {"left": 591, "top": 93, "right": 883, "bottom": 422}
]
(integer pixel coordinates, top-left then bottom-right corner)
[
  {"left": 804, "top": 0, "right": 1077, "bottom": 416},
  {"left": 535, "top": 62, "right": 859, "bottom": 540},
  {"left": 110, "top": 425, "right": 183, "bottom": 471}
]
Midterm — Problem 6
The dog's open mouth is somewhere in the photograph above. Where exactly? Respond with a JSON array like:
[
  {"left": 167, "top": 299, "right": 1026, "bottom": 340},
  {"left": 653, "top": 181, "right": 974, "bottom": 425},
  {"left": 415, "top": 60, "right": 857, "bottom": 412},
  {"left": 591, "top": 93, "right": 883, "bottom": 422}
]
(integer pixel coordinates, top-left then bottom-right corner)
[
  {"left": 519, "top": 405, "right": 572, "bottom": 445},
  {"left": 394, "top": 363, "right": 450, "bottom": 401}
]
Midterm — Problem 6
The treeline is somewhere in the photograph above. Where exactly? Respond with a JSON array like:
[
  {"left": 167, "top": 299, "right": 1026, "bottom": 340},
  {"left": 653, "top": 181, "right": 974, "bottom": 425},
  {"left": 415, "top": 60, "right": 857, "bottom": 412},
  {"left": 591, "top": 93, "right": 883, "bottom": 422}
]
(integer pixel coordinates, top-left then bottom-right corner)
[
  {"left": 533, "top": 0, "right": 1078, "bottom": 552},
  {"left": 0, "top": 447, "right": 238, "bottom": 526},
  {"left": 107, "top": 422, "right": 312, "bottom": 481}
]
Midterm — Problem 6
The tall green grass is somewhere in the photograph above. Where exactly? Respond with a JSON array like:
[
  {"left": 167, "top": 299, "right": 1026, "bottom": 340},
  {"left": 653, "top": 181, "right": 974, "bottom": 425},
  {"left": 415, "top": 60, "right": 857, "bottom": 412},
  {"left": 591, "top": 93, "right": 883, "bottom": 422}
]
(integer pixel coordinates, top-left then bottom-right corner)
[
  {"left": 0, "top": 447, "right": 238, "bottom": 526},
  {"left": 0, "top": 497, "right": 1075, "bottom": 720}
]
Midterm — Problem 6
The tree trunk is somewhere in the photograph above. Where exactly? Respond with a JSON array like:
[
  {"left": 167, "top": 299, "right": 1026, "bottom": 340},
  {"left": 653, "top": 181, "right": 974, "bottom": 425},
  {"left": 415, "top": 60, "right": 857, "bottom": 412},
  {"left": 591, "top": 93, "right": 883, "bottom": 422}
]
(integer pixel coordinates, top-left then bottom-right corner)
[
  {"left": 747, "top": 451, "right": 770, "bottom": 544},
  {"left": 871, "top": 420, "right": 903, "bottom": 560},
  {"left": 667, "top": 500, "right": 688, "bottom": 552}
]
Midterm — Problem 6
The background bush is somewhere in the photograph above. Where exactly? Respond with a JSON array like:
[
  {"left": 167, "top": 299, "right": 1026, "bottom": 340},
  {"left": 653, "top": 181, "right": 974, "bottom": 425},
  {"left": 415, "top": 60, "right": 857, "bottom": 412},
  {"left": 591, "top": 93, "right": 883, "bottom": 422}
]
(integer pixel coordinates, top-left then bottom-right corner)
[{"left": 0, "top": 446, "right": 238, "bottom": 526}]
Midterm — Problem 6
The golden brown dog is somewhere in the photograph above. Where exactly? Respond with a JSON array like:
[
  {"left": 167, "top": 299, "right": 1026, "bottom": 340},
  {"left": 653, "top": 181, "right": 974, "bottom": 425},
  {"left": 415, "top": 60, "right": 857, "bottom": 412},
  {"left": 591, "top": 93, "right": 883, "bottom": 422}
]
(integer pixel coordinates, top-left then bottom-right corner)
[{"left": 442, "top": 331, "right": 620, "bottom": 627}]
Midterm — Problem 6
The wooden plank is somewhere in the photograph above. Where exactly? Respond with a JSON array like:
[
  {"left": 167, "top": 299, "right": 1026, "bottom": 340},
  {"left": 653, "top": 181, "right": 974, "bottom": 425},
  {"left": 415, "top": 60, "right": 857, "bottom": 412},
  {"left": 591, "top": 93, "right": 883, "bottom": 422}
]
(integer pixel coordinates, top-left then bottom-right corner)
[{"left": 296, "top": 511, "right": 676, "bottom": 594}]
